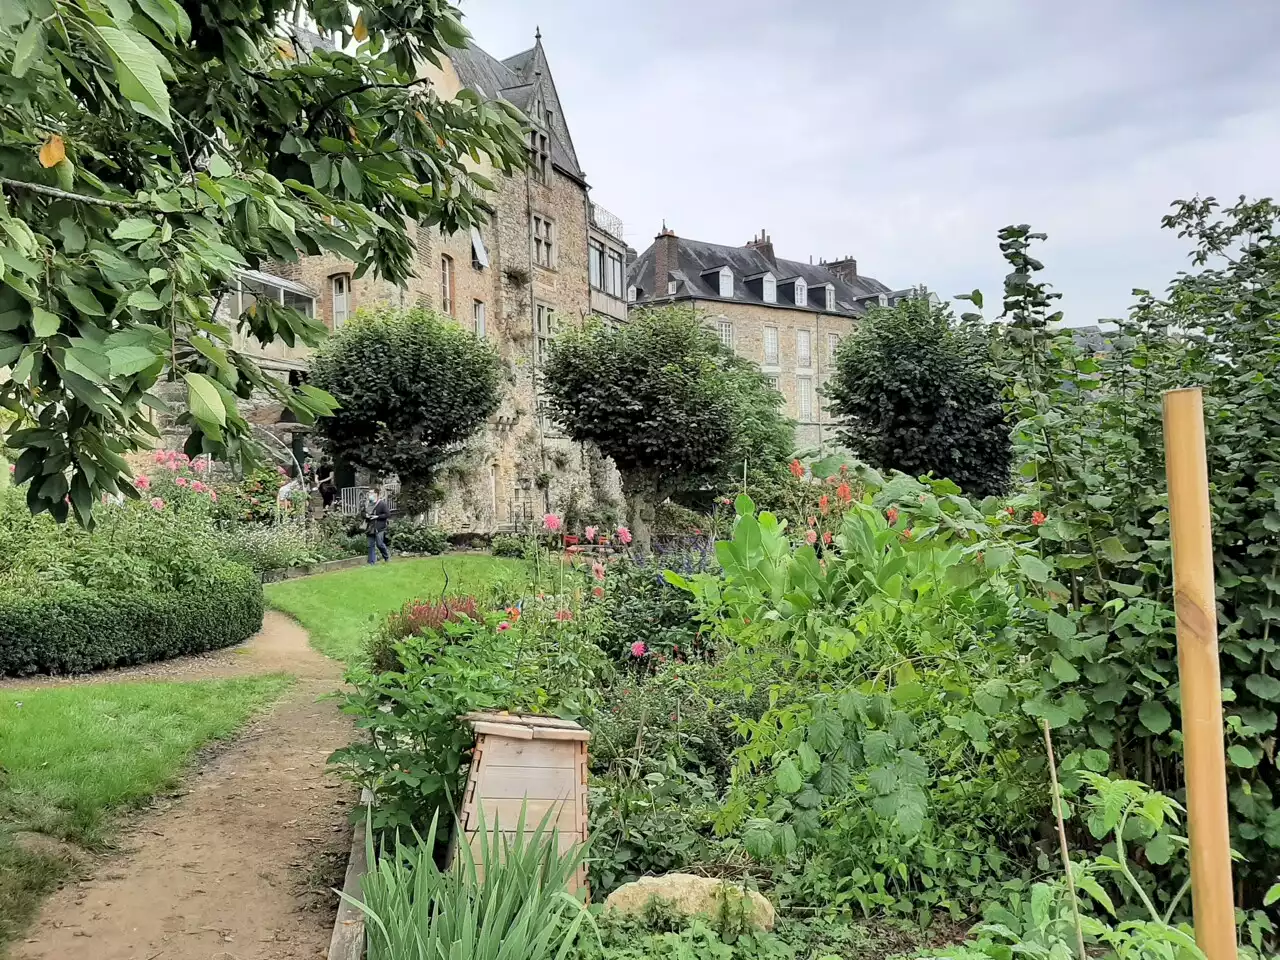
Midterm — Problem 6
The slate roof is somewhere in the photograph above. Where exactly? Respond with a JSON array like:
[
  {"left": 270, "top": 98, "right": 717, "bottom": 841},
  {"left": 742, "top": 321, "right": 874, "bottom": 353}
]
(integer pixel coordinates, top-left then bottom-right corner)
[
  {"left": 628, "top": 236, "right": 895, "bottom": 317},
  {"left": 446, "top": 38, "right": 584, "bottom": 182}
]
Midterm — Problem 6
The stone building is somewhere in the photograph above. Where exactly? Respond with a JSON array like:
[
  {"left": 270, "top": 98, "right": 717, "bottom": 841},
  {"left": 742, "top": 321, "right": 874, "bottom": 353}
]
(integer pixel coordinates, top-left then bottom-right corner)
[
  {"left": 627, "top": 228, "right": 933, "bottom": 452},
  {"left": 230, "top": 30, "right": 628, "bottom": 532}
]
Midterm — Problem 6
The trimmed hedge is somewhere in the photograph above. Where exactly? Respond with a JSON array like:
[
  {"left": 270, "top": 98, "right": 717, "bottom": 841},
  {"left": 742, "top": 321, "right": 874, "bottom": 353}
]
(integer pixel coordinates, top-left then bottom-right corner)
[{"left": 0, "top": 562, "right": 264, "bottom": 677}]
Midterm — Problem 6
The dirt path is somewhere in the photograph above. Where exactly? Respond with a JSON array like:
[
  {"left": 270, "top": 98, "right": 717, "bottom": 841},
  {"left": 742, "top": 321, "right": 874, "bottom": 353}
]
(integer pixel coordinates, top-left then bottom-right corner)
[{"left": 12, "top": 613, "right": 356, "bottom": 960}]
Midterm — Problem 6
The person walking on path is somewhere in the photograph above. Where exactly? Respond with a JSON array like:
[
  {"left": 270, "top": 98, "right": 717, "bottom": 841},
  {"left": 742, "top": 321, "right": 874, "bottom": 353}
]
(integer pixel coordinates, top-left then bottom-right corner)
[{"left": 365, "top": 487, "right": 391, "bottom": 564}]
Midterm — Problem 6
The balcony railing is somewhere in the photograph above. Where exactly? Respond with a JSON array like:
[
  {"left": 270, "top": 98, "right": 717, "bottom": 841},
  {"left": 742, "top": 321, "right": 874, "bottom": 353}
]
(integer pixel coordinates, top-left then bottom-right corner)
[{"left": 589, "top": 202, "right": 624, "bottom": 242}]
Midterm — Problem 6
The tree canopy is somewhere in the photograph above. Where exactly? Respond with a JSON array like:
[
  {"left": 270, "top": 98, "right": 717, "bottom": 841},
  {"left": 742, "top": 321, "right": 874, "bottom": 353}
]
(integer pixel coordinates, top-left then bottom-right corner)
[
  {"left": 0, "top": 0, "right": 527, "bottom": 524},
  {"left": 309, "top": 307, "right": 501, "bottom": 508},
  {"left": 826, "top": 298, "right": 1011, "bottom": 498},
  {"left": 541, "top": 306, "right": 792, "bottom": 550}
]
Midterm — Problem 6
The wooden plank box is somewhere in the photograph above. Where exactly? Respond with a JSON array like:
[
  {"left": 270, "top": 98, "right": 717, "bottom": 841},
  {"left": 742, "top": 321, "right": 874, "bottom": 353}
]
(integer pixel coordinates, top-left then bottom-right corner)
[{"left": 457, "top": 712, "right": 591, "bottom": 897}]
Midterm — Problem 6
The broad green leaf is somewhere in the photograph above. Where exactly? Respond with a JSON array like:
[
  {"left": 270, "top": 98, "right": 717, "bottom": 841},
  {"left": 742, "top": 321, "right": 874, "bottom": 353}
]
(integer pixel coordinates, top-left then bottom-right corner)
[
  {"left": 1046, "top": 611, "right": 1075, "bottom": 641},
  {"left": 1145, "top": 833, "right": 1176, "bottom": 865},
  {"left": 774, "top": 757, "right": 802, "bottom": 795},
  {"left": 797, "top": 742, "right": 821, "bottom": 776},
  {"left": 863, "top": 730, "right": 895, "bottom": 765},
  {"left": 207, "top": 155, "right": 233, "bottom": 178},
  {"left": 93, "top": 25, "right": 173, "bottom": 129},
  {"left": 1081, "top": 748, "right": 1110, "bottom": 772},
  {"left": 1099, "top": 536, "right": 1138, "bottom": 563},
  {"left": 57, "top": 217, "right": 87, "bottom": 252},
  {"left": 1228, "top": 744, "right": 1258, "bottom": 769},
  {"left": 1245, "top": 674, "right": 1280, "bottom": 700},
  {"left": 1050, "top": 653, "right": 1080, "bottom": 683},
  {"left": 31, "top": 307, "right": 60, "bottom": 338},
  {"left": 1265, "top": 883, "right": 1280, "bottom": 907},
  {"left": 112, "top": 217, "right": 157, "bottom": 240},
  {"left": 60, "top": 282, "right": 106, "bottom": 316},
  {"left": 108, "top": 344, "right": 160, "bottom": 376},
  {"left": 1017, "top": 554, "right": 1051, "bottom": 583},
  {"left": 340, "top": 156, "right": 363, "bottom": 198},
  {"left": 1139, "top": 701, "right": 1172, "bottom": 735},
  {"left": 185, "top": 371, "right": 226, "bottom": 426},
  {"left": 807, "top": 711, "right": 844, "bottom": 754},
  {"left": 983, "top": 544, "right": 1013, "bottom": 571},
  {"left": 11, "top": 19, "right": 45, "bottom": 78},
  {"left": 127, "top": 289, "right": 164, "bottom": 311}
]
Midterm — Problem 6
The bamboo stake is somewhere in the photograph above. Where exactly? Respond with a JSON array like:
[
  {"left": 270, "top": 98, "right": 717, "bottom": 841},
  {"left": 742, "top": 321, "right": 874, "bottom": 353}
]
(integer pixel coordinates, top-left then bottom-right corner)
[
  {"left": 1042, "top": 719, "right": 1088, "bottom": 960},
  {"left": 1162, "top": 387, "right": 1236, "bottom": 960}
]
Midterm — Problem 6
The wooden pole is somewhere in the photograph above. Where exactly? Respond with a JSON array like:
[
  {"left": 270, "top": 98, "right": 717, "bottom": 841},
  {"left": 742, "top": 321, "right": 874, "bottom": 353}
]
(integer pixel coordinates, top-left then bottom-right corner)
[{"left": 1162, "top": 387, "right": 1236, "bottom": 960}]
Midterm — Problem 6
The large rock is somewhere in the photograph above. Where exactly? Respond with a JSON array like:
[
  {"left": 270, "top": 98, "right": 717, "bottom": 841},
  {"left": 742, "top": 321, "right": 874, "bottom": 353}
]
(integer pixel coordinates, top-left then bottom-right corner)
[{"left": 603, "top": 873, "right": 775, "bottom": 931}]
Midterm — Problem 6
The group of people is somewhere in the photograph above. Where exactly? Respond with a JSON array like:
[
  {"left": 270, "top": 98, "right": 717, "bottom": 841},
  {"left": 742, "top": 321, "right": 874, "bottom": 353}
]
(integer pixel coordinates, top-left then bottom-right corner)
[{"left": 275, "top": 461, "right": 392, "bottom": 566}]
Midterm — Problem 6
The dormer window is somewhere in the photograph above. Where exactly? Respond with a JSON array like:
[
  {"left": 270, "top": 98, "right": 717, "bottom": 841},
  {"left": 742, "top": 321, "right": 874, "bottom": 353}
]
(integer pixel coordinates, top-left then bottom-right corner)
[
  {"left": 718, "top": 267, "right": 733, "bottom": 298},
  {"left": 763, "top": 274, "right": 776, "bottom": 303},
  {"left": 627, "top": 285, "right": 637, "bottom": 303},
  {"left": 824, "top": 285, "right": 836, "bottom": 311},
  {"left": 794, "top": 279, "right": 807, "bottom": 307},
  {"left": 877, "top": 293, "right": 889, "bottom": 307}
]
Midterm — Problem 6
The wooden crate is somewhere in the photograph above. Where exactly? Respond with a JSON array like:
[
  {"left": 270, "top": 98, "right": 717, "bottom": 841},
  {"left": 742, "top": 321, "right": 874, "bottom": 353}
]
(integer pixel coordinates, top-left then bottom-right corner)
[{"left": 457, "top": 712, "right": 590, "bottom": 896}]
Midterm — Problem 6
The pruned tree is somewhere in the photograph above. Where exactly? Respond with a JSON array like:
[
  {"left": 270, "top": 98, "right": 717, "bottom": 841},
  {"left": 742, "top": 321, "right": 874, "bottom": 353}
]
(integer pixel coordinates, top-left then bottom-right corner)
[
  {"left": 541, "top": 307, "right": 792, "bottom": 551},
  {"left": 0, "top": 0, "right": 527, "bottom": 524},
  {"left": 826, "top": 298, "right": 1011, "bottom": 498},
  {"left": 309, "top": 307, "right": 501, "bottom": 509}
]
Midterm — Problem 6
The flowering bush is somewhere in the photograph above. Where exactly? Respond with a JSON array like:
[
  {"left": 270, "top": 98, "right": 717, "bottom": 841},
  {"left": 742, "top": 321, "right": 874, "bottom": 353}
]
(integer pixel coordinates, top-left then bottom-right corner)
[{"left": 366, "top": 595, "right": 480, "bottom": 672}]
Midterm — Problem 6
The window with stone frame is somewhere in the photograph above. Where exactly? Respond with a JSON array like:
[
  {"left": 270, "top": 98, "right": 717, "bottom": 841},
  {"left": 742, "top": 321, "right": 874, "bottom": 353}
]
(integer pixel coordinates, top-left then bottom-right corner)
[
  {"left": 827, "top": 331, "right": 840, "bottom": 362},
  {"left": 330, "top": 273, "right": 350, "bottom": 328},
  {"left": 763, "top": 325, "right": 779, "bottom": 365},
  {"left": 796, "top": 328, "right": 812, "bottom": 368},
  {"left": 797, "top": 376, "right": 813, "bottom": 420},
  {"left": 533, "top": 216, "right": 555, "bottom": 268},
  {"left": 529, "top": 128, "right": 550, "bottom": 183},
  {"left": 717, "top": 319, "right": 734, "bottom": 351},
  {"left": 473, "top": 299, "right": 486, "bottom": 338}
]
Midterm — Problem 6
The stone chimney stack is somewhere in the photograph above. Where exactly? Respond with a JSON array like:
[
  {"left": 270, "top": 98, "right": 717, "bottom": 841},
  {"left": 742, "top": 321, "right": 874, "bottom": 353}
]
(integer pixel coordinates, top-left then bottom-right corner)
[
  {"left": 745, "top": 228, "right": 776, "bottom": 265},
  {"left": 825, "top": 255, "right": 858, "bottom": 285},
  {"left": 653, "top": 223, "right": 678, "bottom": 297}
]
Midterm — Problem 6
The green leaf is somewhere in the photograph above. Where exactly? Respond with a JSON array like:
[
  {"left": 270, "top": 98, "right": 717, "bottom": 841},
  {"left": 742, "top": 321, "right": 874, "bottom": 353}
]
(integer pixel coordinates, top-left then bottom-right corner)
[
  {"left": 184, "top": 371, "right": 226, "bottom": 427},
  {"left": 1076, "top": 874, "right": 1115, "bottom": 915},
  {"left": 983, "top": 544, "right": 1013, "bottom": 571},
  {"left": 1139, "top": 701, "right": 1172, "bottom": 735},
  {"left": 1049, "top": 653, "right": 1080, "bottom": 683},
  {"left": 112, "top": 218, "right": 157, "bottom": 241},
  {"left": 57, "top": 217, "right": 87, "bottom": 252},
  {"left": 1245, "top": 674, "right": 1280, "bottom": 700},
  {"left": 1017, "top": 554, "right": 1051, "bottom": 583},
  {"left": 31, "top": 307, "right": 60, "bottom": 338},
  {"left": 1046, "top": 611, "right": 1075, "bottom": 642},
  {"left": 807, "top": 711, "right": 843, "bottom": 754},
  {"left": 108, "top": 344, "right": 160, "bottom": 376},
  {"left": 863, "top": 730, "right": 895, "bottom": 765},
  {"left": 340, "top": 156, "right": 363, "bottom": 198},
  {"left": 1264, "top": 883, "right": 1280, "bottom": 907},
  {"left": 207, "top": 155, "right": 233, "bottom": 178},
  {"left": 127, "top": 289, "right": 164, "bottom": 311},
  {"left": 60, "top": 282, "right": 106, "bottom": 317},
  {"left": 1145, "top": 833, "right": 1176, "bottom": 865},
  {"left": 1081, "top": 748, "right": 1110, "bottom": 772},
  {"left": 92, "top": 25, "right": 173, "bottom": 129},
  {"left": 797, "top": 742, "right": 821, "bottom": 776},
  {"left": 11, "top": 19, "right": 45, "bottom": 78},
  {"left": 1228, "top": 744, "right": 1258, "bottom": 769},
  {"left": 774, "top": 757, "right": 802, "bottom": 795},
  {"left": 1099, "top": 536, "right": 1139, "bottom": 563}
]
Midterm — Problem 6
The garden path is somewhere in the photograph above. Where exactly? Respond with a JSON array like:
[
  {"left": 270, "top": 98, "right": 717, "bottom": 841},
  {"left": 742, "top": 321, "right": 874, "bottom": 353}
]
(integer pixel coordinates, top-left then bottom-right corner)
[{"left": 12, "top": 612, "right": 356, "bottom": 960}]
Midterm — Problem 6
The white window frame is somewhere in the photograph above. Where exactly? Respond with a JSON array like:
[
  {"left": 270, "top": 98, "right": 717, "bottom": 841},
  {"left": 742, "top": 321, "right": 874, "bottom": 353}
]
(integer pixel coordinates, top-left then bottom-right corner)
[
  {"left": 795, "top": 279, "right": 807, "bottom": 307},
  {"left": 764, "top": 374, "right": 779, "bottom": 391},
  {"left": 473, "top": 299, "right": 486, "bottom": 338},
  {"left": 606, "top": 247, "right": 624, "bottom": 297},
  {"left": 235, "top": 274, "right": 315, "bottom": 320},
  {"left": 627, "top": 284, "right": 637, "bottom": 303},
  {"left": 331, "top": 274, "right": 350, "bottom": 328},
  {"left": 797, "top": 376, "right": 813, "bottom": 420},
  {"left": 667, "top": 280, "right": 677, "bottom": 295},
  {"left": 718, "top": 267, "right": 733, "bottom": 298},
  {"left": 763, "top": 325, "right": 779, "bottom": 365},
  {"left": 825, "top": 285, "right": 836, "bottom": 311},
  {"left": 827, "top": 332, "right": 840, "bottom": 362},
  {"left": 717, "top": 319, "right": 734, "bottom": 350},
  {"left": 796, "top": 329, "right": 812, "bottom": 368},
  {"left": 535, "top": 302, "right": 557, "bottom": 365},
  {"left": 440, "top": 254, "right": 454, "bottom": 316},
  {"left": 762, "top": 274, "right": 776, "bottom": 303},
  {"left": 877, "top": 293, "right": 889, "bottom": 307},
  {"left": 470, "top": 227, "right": 490, "bottom": 269},
  {"left": 588, "top": 238, "right": 604, "bottom": 290}
]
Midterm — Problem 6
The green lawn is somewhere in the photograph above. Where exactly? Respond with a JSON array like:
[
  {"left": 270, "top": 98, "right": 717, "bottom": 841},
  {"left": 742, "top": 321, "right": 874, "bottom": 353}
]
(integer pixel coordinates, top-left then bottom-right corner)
[
  {"left": 265, "top": 554, "right": 527, "bottom": 663},
  {"left": 0, "top": 674, "right": 293, "bottom": 948}
]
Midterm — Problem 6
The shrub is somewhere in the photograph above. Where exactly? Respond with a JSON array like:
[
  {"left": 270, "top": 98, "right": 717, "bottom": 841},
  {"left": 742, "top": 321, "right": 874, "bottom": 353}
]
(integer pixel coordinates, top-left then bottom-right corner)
[
  {"left": 366, "top": 596, "right": 480, "bottom": 672},
  {"left": 388, "top": 520, "right": 449, "bottom": 555},
  {"left": 491, "top": 533, "right": 530, "bottom": 558},
  {"left": 0, "top": 561, "right": 263, "bottom": 676}
]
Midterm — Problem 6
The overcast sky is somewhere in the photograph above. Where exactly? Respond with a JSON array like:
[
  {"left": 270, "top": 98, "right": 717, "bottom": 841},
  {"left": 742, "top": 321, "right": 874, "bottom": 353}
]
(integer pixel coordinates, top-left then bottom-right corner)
[{"left": 460, "top": 0, "right": 1280, "bottom": 325}]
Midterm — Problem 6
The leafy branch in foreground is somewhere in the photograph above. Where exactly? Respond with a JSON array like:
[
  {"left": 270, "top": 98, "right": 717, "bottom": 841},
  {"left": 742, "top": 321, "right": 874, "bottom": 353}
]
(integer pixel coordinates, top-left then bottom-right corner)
[{"left": 0, "top": 0, "right": 528, "bottom": 524}]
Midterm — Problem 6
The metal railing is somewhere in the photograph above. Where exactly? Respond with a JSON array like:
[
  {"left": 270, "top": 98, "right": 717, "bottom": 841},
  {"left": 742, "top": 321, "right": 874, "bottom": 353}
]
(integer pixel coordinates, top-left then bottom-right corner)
[
  {"left": 339, "top": 482, "right": 399, "bottom": 516},
  {"left": 589, "top": 202, "right": 624, "bottom": 242}
]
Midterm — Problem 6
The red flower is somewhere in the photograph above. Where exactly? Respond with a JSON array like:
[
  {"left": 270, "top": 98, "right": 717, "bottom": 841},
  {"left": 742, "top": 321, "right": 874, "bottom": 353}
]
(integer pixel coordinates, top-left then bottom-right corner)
[
  {"left": 903, "top": 528, "right": 914, "bottom": 539},
  {"left": 1005, "top": 506, "right": 1016, "bottom": 516},
  {"left": 819, "top": 495, "right": 830, "bottom": 515},
  {"left": 692, "top": 528, "right": 703, "bottom": 535},
  {"left": 886, "top": 506, "right": 899, "bottom": 525},
  {"left": 555, "top": 609, "right": 573, "bottom": 622},
  {"left": 807, "top": 516, "right": 817, "bottom": 527},
  {"left": 836, "top": 482, "right": 852, "bottom": 504},
  {"left": 1031, "top": 510, "right": 1047, "bottom": 526},
  {"left": 789, "top": 459, "right": 805, "bottom": 479},
  {"left": 592, "top": 585, "right": 604, "bottom": 598},
  {"left": 822, "top": 531, "right": 833, "bottom": 545},
  {"left": 839, "top": 464, "right": 849, "bottom": 476}
]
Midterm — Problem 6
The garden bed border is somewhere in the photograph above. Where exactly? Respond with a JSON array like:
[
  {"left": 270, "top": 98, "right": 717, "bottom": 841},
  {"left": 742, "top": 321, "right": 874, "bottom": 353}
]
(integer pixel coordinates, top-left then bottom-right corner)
[{"left": 328, "top": 788, "right": 373, "bottom": 960}]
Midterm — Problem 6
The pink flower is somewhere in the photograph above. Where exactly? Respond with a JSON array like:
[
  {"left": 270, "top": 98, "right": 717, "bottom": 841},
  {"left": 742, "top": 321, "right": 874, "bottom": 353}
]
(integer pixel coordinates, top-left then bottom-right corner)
[
  {"left": 808, "top": 516, "right": 817, "bottom": 527},
  {"left": 592, "top": 585, "right": 604, "bottom": 598},
  {"left": 497, "top": 621, "right": 511, "bottom": 632},
  {"left": 789, "top": 459, "right": 805, "bottom": 479},
  {"left": 555, "top": 609, "right": 573, "bottom": 622},
  {"left": 592, "top": 561, "right": 606, "bottom": 582},
  {"left": 819, "top": 495, "right": 830, "bottom": 515},
  {"left": 135, "top": 475, "right": 151, "bottom": 491},
  {"left": 7, "top": 464, "right": 13, "bottom": 474},
  {"left": 277, "top": 466, "right": 288, "bottom": 476},
  {"left": 154, "top": 451, "right": 166, "bottom": 464},
  {"left": 886, "top": 506, "right": 899, "bottom": 525},
  {"left": 805, "top": 529, "right": 818, "bottom": 545},
  {"left": 616, "top": 525, "right": 632, "bottom": 545},
  {"left": 693, "top": 527, "right": 702, "bottom": 535},
  {"left": 822, "top": 530, "right": 833, "bottom": 545},
  {"left": 542, "top": 513, "right": 563, "bottom": 533},
  {"left": 192, "top": 481, "right": 206, "bottom": 493},
  {"left": 836, "top": 482, "right": 852, "bottom": 504},
  {"left": 149, "top": 497, "right": 165, "bottom": 510},
  {"left": 585, "top": 525, "right": 598, "bottom": 542},
  {"left": 175, "top": 476, "right": 188, "bottom": 487},
  {"left": 631, "top": 641, "right": 647, "bottom": 657},
  {"left": 1005, "top": 506, "right": 1016, "bottom": 517},
  {"left": 1032, "top": 510, "right": 1047, "bottom": 526},
  {"left": 209, "top": 491, "right": 218, "bottom": 503},
  {"left": 192, "top": 459, "right": 208, "bottom": 473}
]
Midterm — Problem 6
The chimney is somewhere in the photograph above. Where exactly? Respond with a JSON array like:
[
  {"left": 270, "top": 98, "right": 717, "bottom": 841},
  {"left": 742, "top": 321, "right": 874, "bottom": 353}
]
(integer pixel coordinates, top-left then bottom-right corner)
[
  {"left": 826, "top": 255, "right": 858, "bottom": 285},
  {"left": 653, "top": 223, "right": 678, "bottom": 298},
  {"left": 745, "top": 228, "right": 775, "bottom": 265}
]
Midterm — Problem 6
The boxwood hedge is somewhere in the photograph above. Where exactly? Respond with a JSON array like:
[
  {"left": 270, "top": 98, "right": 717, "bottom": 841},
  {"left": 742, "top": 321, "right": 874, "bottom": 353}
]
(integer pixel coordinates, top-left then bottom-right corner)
[{"left": 0, "top": 562, "right": 264, "bottom": 677}]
